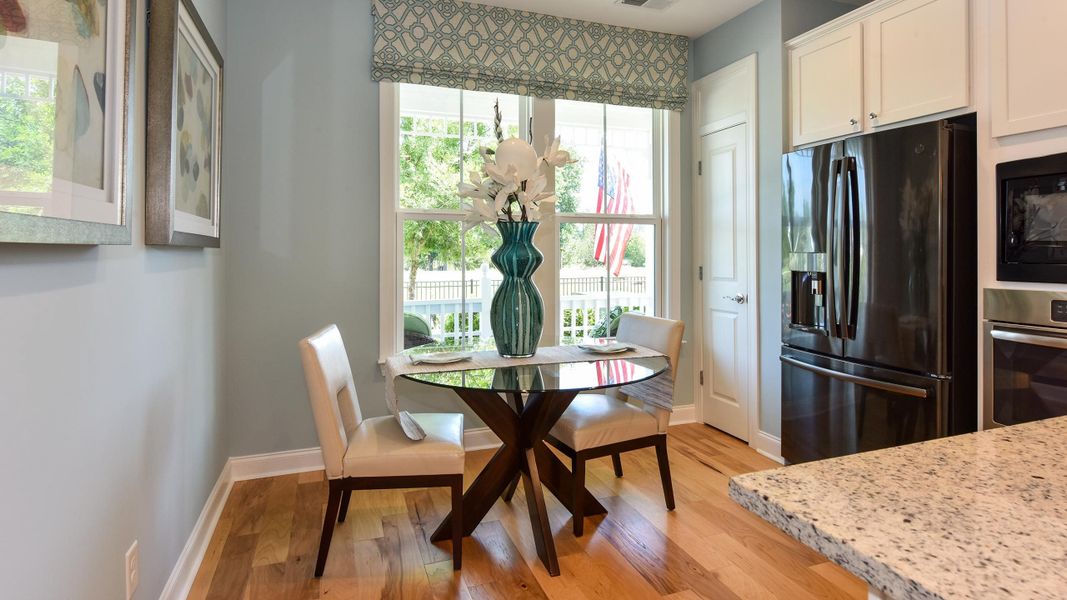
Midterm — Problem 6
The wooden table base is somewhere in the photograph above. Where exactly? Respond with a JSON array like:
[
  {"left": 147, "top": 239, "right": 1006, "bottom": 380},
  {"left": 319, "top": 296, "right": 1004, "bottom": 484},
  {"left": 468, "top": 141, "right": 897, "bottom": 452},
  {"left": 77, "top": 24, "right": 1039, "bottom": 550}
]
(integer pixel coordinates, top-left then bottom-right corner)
[{"left": 430, "top": 389, "right": 605, "bottom": 576}]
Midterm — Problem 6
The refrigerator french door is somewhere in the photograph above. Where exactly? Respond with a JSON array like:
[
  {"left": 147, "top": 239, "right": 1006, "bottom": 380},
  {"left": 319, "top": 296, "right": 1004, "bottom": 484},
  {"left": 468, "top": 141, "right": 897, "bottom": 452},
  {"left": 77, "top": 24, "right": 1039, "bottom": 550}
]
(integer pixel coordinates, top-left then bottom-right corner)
[
  {"left": 781, "top": 117, "right": 977, "bottom": 464},
  {"left": 782, "top": 348, "right": 945, "bottom": 464}
]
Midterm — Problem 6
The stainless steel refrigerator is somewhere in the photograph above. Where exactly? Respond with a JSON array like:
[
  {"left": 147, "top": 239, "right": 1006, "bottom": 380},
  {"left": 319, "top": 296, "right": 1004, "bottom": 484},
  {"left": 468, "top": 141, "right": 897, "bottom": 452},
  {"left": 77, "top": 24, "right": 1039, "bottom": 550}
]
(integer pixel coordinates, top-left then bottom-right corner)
[{"left": 781, "top": 117, "right": 977, "bottom": 464}]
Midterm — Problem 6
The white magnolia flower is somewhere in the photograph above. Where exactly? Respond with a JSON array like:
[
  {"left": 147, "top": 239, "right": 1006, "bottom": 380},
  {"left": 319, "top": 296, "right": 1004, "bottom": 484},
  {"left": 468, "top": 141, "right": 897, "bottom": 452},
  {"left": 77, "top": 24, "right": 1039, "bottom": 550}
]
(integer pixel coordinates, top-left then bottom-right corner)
[
  {"left": 463, "top": 197, "right": 499, "bottom": 225},
  {"left": 457, "top": 171, "right": 493, "bottom": 200},
  {"left": 493, "top": 182, "right": 518, "bottom": 213},
  {"left": 485, "top": 161, "right": 518, "bottom": 186},
  {"left": 542, "top": 136, "right": 577, "bottom": 168}
]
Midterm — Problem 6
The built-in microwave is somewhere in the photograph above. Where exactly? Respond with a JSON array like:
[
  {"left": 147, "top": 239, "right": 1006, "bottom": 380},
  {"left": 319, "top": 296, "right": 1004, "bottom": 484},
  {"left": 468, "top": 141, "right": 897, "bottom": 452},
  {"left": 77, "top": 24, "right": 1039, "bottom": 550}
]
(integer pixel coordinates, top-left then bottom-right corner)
[
  {"left": 997, "top": 152, "right": 1067, "bottom": 283},
  {"left": 984, "top": 289, "right": 1067, "bottom": 429}
]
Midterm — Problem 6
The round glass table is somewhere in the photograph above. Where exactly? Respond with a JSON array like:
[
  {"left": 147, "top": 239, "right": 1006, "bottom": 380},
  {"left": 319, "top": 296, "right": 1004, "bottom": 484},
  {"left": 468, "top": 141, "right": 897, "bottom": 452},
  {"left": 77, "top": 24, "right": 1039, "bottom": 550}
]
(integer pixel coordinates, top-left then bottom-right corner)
[{"left": 400, "top": 353, "right": 670, "bottom": 577}]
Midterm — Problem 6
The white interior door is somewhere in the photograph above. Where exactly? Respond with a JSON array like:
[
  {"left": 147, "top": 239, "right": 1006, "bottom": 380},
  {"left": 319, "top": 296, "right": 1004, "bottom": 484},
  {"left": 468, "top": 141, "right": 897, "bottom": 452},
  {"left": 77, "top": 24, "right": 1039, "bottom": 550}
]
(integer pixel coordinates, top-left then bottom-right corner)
[{"left": 701, "top": 124, "right": 751, "bottom": 441}]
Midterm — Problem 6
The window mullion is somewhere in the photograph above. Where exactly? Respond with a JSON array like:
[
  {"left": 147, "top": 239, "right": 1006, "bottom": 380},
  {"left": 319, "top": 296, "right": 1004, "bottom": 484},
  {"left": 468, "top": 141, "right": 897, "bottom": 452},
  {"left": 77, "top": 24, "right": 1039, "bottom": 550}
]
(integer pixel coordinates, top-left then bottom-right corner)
[
  {"left": 602, "top": 104, "right": 611, "bottom": 329},
  {"left": 459, "top": 93, "right": 468, "bottom": 347}
]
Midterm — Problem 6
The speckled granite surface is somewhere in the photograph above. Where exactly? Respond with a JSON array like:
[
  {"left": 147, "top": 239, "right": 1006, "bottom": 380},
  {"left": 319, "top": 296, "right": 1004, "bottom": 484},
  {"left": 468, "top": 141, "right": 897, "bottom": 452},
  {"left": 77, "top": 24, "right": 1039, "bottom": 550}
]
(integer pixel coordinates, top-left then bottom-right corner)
[{"left": 729, "top": 418, "right": 1067, "bottom": 600}]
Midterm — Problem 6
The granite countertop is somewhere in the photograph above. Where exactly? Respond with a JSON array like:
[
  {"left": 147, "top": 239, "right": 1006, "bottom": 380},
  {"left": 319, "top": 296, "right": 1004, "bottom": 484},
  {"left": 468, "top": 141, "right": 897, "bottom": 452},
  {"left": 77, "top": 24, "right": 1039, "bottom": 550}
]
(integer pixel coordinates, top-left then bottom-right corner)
[{"left": 729, "top": 417, "right": 1067, "bottom": 600}]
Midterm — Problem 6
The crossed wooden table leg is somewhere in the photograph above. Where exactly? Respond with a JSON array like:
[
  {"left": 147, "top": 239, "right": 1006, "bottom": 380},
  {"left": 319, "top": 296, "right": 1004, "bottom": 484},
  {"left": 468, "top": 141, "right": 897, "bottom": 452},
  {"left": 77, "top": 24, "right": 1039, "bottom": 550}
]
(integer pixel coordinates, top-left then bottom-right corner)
[{"left": 430, "top": 388, "right": 606, "bottom": 576}]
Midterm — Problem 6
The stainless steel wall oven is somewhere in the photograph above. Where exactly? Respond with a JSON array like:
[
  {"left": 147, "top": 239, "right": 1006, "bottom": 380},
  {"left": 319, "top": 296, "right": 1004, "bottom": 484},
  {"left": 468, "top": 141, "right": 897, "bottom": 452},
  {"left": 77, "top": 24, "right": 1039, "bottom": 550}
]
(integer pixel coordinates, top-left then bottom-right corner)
[{"left": 984, "top": 289, "right": 1067, "bottom": 429}]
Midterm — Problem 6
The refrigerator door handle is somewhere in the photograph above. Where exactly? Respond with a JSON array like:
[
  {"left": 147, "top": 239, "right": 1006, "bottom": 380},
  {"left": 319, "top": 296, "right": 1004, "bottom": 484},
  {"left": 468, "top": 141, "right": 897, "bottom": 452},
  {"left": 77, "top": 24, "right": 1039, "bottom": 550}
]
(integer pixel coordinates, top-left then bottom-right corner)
[
  {"left": 826, "top": 158, "right": 842, "bottom": 338},
  {"left": 780, "top": 356, "right": 929, "bottom": 398},
  {"left": 837, "top": 158, "right": 850, "bottom": 338},
  {"left": 846, "top": 157, "right": 861, "bottom": 339}
]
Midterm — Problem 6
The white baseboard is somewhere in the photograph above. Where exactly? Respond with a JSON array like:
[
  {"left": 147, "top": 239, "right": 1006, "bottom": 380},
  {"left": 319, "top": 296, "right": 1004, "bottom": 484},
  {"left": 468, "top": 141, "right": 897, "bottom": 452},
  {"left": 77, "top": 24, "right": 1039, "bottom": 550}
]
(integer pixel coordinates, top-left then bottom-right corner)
[
  {"left": 229, "top": 447, "right": 324, "bottom": 481},
  {"left": 464, "top": 427, "right": 502, "bottom": 451},
  {"left": 753, "top": 430, "right": 784, "bottom": 464},
  {"left": 670, "top": 404, "right": 696, "bottom": 425},
  {"left": 158, "top": 461, "right": 232, "bottom": 600},
  {"left": 159, "top": 404, "right": 704, "bottom": 598}
]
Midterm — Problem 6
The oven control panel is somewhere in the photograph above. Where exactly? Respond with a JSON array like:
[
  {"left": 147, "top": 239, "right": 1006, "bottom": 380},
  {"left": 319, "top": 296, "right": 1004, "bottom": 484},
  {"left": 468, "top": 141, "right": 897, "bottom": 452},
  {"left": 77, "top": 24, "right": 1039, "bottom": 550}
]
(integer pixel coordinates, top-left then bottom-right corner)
[{"left": 1053, "top": 300, "right": 1067, "bottom": 323}]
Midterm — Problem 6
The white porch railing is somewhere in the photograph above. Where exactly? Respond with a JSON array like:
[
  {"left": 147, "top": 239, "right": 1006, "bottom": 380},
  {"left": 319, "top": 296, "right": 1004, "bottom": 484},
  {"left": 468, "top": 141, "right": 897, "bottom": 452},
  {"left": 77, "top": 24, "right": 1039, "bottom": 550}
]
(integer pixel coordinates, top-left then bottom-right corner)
[{"left": 404, "top": 265, "right": 651, "bottom": 345}]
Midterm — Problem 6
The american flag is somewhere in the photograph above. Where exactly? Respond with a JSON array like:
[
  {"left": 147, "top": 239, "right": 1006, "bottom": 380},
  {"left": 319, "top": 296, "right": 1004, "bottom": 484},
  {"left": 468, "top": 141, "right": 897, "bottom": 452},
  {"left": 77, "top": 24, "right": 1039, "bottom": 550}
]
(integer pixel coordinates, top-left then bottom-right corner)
[
  {"left": 593, "top": 153, "right": 634, "bottom": 277},
  {"left": 596, "top": 357, "right": 636, "bottom": 387}
]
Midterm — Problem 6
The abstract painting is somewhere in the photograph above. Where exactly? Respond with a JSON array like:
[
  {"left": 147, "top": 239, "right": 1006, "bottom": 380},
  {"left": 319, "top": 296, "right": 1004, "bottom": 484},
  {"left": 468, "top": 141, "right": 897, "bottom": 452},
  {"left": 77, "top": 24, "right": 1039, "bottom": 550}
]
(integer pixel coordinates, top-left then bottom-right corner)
[
  {"left": 146, "top": 0, "right": 221, "bottom": 247},
  {"left": 0, "top": 0, "right": 133, "bottom": 244}
]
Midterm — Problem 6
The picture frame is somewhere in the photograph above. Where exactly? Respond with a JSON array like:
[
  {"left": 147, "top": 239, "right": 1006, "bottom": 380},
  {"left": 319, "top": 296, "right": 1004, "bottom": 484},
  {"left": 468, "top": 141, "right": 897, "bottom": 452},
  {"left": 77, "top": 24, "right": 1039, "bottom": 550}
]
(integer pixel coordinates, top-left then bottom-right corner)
[
  {"left": 0, "top": 0, "right": 135, "bottom": 245},
  {"left": 145, "top": 0, "right": 222, "bottom": 247}
]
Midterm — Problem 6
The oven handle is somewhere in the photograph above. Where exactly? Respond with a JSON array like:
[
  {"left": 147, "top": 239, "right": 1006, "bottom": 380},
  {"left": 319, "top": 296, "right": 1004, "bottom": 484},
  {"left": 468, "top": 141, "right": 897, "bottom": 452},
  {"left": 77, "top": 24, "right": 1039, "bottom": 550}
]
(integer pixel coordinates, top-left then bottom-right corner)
[
  {"left": 780, "top": 356, "right": 929, "bottom": 398},
  {"left": 990, "top": 328, "right": 1067, "bottom": 350}
]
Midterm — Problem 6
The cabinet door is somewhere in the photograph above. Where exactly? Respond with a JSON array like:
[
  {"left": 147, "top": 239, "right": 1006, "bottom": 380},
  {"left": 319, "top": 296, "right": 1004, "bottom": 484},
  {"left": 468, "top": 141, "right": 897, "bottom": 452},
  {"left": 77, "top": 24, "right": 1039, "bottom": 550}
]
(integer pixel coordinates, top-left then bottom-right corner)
[
  {"left": 790, "top": 22, "right": 864, "bottom": 147},
  {"left": 991, "top": 0, "right": 1067, "bottom": 137},
  {"left": 864, "top": 0, "right": 969, "bottom": 128}
]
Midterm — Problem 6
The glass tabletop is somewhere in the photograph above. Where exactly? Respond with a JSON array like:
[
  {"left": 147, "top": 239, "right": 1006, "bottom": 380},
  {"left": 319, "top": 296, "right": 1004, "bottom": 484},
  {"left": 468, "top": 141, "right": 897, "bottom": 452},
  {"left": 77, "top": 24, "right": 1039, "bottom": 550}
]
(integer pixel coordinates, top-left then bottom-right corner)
[{"left": 398, "top": 344, "right": 670, "bottom": 393}]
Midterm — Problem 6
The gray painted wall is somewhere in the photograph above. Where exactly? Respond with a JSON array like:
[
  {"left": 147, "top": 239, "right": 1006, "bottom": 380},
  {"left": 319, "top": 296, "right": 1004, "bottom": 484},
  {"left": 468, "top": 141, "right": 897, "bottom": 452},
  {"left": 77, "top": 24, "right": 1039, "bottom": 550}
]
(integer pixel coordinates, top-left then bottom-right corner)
[
  {"left": 691, "top": 0, "right": 852, "bottom": 437},
  {"left": 0, "top": 0, "right": 226, "bottom": 597},
  {"left": 223, "top": 0, "right": 387, "bottom": 456},
  {"left": 222, "top": 0, "right": 698, "bottom": 457}
]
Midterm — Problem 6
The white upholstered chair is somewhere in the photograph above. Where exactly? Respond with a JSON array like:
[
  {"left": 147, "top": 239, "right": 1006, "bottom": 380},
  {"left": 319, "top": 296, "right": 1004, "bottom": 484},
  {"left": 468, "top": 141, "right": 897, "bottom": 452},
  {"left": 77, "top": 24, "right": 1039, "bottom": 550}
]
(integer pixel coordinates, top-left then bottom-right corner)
[
  {"left": 299, "top": 324, "right": 465, "bottom": 576},
  {"left": 545, "top": 313, "right": 684, "bottom": 536}
]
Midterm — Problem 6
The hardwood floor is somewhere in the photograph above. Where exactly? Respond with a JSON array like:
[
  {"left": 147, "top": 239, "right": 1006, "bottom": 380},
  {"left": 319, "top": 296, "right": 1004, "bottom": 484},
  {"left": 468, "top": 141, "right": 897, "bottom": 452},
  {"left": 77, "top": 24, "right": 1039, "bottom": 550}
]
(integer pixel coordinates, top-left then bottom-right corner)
[{"left": 189, "top": 423, "right": 866, "bottom": 599}]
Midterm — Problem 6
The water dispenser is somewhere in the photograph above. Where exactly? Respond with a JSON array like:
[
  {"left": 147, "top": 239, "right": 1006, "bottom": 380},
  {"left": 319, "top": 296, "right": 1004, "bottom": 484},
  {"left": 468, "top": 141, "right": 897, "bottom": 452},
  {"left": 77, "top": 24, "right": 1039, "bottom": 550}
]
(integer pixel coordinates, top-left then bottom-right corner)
[{"left": 790, "top": 271, "right": 826, "bottom": 331}]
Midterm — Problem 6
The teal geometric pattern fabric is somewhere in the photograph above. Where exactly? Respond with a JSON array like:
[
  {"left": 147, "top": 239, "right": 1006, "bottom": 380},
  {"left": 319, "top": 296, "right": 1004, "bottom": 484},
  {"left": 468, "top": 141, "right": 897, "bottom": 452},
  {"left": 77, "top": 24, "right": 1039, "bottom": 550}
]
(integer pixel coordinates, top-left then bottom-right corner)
[{"left": 372, "top": 0, "right": 689, "bottom": 111}]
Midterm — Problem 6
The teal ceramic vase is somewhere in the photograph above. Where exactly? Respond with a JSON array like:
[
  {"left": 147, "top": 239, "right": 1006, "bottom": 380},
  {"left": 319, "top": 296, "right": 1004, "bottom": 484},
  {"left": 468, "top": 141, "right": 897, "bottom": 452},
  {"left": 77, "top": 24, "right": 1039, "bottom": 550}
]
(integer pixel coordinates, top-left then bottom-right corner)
[{"left": 490, "top": 220, "right": 544, "bottom": 357}]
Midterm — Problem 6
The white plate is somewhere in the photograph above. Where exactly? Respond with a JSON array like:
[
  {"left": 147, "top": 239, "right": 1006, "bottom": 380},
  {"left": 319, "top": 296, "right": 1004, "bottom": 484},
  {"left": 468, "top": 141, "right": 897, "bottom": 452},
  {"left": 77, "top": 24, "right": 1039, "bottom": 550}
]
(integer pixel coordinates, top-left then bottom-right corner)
[
  {"left": 577, "top": 342, "right": 634, "bottom": 355},
  {"left": 410, "top": 352, "right": 473, "bottom": 365}
]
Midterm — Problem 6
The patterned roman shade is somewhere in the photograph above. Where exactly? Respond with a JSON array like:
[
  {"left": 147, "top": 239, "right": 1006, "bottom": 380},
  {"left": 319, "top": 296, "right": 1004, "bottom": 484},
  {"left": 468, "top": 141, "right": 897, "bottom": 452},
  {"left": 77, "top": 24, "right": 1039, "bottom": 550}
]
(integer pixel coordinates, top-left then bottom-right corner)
[{"left": 372, "top": 0, "right": 689, "bottom": 111}]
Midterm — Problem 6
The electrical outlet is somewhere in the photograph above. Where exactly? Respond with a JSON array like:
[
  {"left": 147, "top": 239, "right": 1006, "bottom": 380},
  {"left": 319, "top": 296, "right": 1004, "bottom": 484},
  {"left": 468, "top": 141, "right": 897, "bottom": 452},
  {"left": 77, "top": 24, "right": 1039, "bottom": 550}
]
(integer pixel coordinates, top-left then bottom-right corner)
[{"left": 125, "top": 540, "right": 139, "bottom": 600}]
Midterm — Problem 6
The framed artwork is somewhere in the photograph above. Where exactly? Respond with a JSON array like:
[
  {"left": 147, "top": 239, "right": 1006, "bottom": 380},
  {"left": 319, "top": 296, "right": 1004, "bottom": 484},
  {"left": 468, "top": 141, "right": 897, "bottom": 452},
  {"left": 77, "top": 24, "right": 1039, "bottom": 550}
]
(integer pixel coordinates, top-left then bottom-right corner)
[
  {"left": 0, "top": 0, "right": 134, "bottom": 244},
  {"left": 146, "top": 0, "right": 221, "bottom": 247}
]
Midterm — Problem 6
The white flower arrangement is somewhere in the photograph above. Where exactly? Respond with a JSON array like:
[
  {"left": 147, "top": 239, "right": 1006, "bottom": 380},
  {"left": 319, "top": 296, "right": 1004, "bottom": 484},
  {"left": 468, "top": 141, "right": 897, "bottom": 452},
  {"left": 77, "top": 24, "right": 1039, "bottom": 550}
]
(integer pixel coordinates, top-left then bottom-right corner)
[{"left": 458, "top": 101, "right": 576, "bottom": 227}]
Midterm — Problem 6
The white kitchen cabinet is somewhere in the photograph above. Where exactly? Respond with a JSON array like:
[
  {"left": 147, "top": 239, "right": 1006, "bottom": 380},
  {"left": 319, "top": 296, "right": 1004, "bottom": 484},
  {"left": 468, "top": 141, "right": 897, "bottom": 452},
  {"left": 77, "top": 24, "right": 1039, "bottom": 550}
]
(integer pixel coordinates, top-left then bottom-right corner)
[
  {"left": 790, "top": 22, "right": 864, "bottom": 147},
  {"left": 787, "top": 0, "right": 971, "bottom": 148},
  {"left": 864, "top": 0, "right": 969, "bottom": 128},
  {"left": 991, "top": 0, "right": 1067, "bottom": 137}
]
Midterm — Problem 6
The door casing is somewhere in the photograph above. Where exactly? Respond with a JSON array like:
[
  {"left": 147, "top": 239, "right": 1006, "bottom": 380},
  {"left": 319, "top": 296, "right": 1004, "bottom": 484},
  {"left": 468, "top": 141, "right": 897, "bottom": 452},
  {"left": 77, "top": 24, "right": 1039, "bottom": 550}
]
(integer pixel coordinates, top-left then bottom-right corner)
[{"left": 691, "top": 54, "right": 764, "bottom": 454}]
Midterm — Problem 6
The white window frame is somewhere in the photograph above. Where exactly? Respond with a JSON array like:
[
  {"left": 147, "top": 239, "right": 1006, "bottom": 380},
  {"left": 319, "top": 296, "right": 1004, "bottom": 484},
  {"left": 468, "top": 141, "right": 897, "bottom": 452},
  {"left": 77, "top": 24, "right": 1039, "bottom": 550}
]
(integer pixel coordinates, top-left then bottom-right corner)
[{"left": 379, "top": 82, "right": 681, "bottom": 361}]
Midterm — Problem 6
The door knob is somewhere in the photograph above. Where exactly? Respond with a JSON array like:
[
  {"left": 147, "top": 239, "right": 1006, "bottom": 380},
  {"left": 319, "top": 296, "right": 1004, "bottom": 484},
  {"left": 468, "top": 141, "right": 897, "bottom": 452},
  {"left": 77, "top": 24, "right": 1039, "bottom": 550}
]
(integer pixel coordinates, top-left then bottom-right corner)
[
  {"left": 869, "top": 112, "right": 878, "bottom": 120},
  {"left": 849, "top": 118, "right": 858, "bottom": 126},
  {"left": 723, "top": 293, "right": 747, "bottom": 304}
]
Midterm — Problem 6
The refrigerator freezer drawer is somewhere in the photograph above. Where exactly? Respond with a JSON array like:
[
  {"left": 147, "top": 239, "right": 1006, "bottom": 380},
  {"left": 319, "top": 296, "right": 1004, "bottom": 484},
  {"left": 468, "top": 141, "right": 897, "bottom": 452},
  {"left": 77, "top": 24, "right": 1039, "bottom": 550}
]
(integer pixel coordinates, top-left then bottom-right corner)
[{"left": 781, "top": 349, "right": 947, "bottom": 464}]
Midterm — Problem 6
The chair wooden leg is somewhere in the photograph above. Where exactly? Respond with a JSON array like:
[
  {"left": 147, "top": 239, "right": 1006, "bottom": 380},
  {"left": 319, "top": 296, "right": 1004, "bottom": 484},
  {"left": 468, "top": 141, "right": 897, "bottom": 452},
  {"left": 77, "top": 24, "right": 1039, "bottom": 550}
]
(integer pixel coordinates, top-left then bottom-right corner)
[
  {"left": 611, "top": 453, "right": 624, "bottom": 477},
  {"left": 337, "top": 489, "right": 352, "bottom": 523},
  {"left": 501, "top": 474, "right": 520, "bottom": 502},
  {"left": 572, "top": 455, "right": 586, "bottom": 537},
  {"left": 451, "top": 477, "right": 463, "bottom": 570},
  {"left": 654, "top": 435, "right": 675, "bottom": 511},
  {"left": 315, "top": 483, "right": 344, "bottom": 577}
]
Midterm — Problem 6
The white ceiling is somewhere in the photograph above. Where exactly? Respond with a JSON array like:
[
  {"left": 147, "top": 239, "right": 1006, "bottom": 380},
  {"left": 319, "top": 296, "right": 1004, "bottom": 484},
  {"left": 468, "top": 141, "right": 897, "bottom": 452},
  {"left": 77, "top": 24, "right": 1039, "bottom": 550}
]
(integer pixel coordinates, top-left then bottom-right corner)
[{"left": 466, "top": 0, "right": 766, "bottom": 38}]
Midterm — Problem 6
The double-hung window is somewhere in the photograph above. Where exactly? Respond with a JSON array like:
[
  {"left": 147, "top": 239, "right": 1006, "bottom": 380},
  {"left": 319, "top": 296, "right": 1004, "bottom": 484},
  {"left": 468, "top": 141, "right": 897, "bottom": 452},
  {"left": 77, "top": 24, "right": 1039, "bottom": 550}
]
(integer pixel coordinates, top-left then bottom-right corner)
[{"left": 380, "top": 83, "right": 674, "bottom": 358}]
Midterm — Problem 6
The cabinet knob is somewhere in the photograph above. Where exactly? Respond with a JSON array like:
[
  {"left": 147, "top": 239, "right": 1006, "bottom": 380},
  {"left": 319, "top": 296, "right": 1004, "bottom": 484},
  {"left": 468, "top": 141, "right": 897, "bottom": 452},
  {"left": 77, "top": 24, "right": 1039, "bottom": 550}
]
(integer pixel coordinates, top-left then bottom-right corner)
[
  {"left": 869, "top": 112, "right": 878, "bottom": 120},
  {"left": 849, "top": 118, "right": 858, "bottom": 126}
]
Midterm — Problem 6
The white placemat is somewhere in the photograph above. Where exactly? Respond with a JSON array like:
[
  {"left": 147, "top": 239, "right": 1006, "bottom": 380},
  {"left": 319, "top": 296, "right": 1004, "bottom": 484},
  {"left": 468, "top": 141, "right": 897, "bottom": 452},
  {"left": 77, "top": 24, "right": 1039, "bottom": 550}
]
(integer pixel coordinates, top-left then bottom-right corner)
[{"left": 384, "top": 344, "right": 675, "bottom": 440}]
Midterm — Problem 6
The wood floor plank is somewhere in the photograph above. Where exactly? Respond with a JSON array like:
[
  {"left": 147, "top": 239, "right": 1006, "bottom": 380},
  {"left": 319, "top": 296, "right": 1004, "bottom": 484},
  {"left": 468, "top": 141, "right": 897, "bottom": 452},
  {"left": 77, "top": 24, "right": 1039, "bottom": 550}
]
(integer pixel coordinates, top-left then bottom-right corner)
[
  {"left": 191, "top": 424, "right": 866, "bottom": 600},
  {"left": 204, "top": 533, "right": 258, "bottom": 600},
  {"left": 595, "top": 495, "right": 743, "bottom": 600},
  {"left": 253, "top": 474, "right": 300, "bottom": 567},
  {"left": 810, "top": 562, "right": 869, "bottom": 599},
  {"left": 462, "top": 520, "right": 548, "bottom": 598},
  {"left": 187, "top": 515, "right": 234, "bottom": 600},
  {"left": 426, "top": 559, "right": 474, "bottom": 600}
]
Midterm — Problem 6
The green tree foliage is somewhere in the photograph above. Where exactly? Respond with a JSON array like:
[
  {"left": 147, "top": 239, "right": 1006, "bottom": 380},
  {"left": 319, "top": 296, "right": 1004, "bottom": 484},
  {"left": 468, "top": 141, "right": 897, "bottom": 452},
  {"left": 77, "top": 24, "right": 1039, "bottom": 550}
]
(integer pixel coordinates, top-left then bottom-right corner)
[
  {"left": 399, "top": 114, "right": 515, "bottom": 299},
  {"left": 0, "top": 94, "right": 55, "bottom": 193}
]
